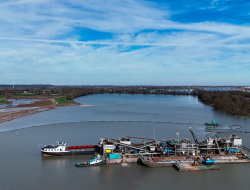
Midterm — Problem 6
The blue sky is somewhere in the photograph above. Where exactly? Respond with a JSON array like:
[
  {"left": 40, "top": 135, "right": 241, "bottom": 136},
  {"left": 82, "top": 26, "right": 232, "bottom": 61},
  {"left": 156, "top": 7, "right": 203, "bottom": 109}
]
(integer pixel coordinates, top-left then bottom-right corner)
[{"left": 0, "top": 0, "right": 250, "bottom": 85}]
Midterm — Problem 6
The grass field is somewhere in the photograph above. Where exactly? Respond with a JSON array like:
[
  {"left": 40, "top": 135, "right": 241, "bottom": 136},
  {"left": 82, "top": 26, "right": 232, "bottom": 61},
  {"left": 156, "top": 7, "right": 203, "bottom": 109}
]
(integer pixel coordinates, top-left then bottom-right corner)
[
  {"left": 54, "top": 97, "right": 76, "bottom": 104},
  {"left": 0, "top": 95, "right": 4, "bottom": 99},
  {"left": 0, "top": 99, "right": 7, "bottom": 104}
]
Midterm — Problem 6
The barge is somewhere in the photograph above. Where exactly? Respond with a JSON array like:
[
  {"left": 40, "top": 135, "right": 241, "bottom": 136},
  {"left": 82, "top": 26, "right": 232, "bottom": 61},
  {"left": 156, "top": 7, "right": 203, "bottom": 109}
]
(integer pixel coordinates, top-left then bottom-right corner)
[
  {"left": 174, "top": 163, "right": 220, "bottom": 172},
  {"left": 41, "top": 142, "right": 100, "bottom": 156}
]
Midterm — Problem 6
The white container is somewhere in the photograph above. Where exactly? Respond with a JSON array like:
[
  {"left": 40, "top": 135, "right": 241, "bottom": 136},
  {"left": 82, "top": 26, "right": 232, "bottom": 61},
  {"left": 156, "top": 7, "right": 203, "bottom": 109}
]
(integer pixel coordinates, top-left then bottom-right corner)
[{"left": 231, "top": 139, "right": 242, "bottom": 146}]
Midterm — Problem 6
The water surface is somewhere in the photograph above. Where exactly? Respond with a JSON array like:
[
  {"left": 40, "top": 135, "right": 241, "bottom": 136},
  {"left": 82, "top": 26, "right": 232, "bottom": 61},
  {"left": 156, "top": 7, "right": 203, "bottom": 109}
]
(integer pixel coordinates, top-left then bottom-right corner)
[{"left": 0, "top": 94, "right": 250, "bottom": 190}]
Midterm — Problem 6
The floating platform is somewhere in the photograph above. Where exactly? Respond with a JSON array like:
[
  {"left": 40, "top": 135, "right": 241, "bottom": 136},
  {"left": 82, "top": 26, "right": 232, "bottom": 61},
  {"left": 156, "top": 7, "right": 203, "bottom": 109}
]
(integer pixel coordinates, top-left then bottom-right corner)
[
  {"left": 140, "top": 156, "right": 194, "bottom": 167},
  {"left": 174, "top": 163, "right": 220, "bottom": 172}
]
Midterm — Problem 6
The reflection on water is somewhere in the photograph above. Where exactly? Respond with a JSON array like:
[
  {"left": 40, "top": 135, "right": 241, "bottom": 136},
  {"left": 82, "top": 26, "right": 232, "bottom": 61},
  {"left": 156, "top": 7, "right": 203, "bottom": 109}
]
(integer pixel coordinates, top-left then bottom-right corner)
[
  {"left": 0, "top": 94, "right": 250, "bottom": 190},
  {"left": 121, "top": 163, "right": 130, "bottom": 167}
]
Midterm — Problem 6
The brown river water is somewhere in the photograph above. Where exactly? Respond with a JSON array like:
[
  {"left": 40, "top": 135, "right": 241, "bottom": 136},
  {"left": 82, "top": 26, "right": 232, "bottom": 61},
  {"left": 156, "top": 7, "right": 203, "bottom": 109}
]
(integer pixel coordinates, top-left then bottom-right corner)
[{"left": 0, "top": 94, "right": 250, "bottom": 190}]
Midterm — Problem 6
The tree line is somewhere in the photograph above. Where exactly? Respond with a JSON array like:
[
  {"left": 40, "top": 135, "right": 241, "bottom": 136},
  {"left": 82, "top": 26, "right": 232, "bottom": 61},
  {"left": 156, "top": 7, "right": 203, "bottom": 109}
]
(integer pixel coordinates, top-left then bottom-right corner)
[
  {"left": 65, "top": 88, "right": 198, "bottom": 100},
  {"left": 65, "top": 88, "right": 104, "bottom": 100},
  {"left": 198, "top": 90, "right": 250, "bottom": 116}
]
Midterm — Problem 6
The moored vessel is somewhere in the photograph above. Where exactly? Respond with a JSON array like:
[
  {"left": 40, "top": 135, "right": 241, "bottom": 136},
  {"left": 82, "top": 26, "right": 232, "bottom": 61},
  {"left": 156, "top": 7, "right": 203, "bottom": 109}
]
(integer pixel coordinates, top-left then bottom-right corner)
[
  {"left": 205, "top": 120, "right": 220, "bottom": 126},
  {"left": 75, "top": 155, "right": 105, "bottom": 167},
  {"left": 41, "top": 142, "right": 100, "bottom": 156}
]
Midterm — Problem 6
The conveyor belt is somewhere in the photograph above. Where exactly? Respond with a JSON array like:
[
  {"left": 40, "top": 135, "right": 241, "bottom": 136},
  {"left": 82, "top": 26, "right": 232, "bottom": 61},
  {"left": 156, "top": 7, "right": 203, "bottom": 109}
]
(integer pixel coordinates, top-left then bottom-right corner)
[
  {"left": 123, "top": 136, "right": 166, "bottom": 143},
  {"left": 106, "top": 138, "right": 145, "bottom": 151},
  {"left": 242, "top": 146, "right": 250, "bottom": 155}
]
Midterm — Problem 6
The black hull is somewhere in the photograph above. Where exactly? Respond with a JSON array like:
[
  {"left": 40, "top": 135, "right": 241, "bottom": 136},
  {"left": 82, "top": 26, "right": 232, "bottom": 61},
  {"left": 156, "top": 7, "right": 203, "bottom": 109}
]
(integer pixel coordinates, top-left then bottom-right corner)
[
  {"left": 205, "top": 123, "right": 219, "bottom": 126},
  {"left": 75, "top": 162, "right": 105, "bottom": 167},
  {"left": 42, "top": 148, "right": 100, "bottom": 157}
]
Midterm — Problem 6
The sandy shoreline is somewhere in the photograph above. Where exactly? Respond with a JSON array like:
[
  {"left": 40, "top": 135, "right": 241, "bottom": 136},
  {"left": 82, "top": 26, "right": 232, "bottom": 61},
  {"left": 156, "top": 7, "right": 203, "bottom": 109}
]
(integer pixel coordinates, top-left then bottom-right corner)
[
  {"left": 0, "top": 96, "right": 95, "bottom": 123},
  {"left": 0, "top": 98, "right": 56, "bottom": 123},
  {"left": 0, "top": 97, "right": 84, "bottom": 123},
  {"left": 0, "top": 106, "right": 56, "bottom": 123}
]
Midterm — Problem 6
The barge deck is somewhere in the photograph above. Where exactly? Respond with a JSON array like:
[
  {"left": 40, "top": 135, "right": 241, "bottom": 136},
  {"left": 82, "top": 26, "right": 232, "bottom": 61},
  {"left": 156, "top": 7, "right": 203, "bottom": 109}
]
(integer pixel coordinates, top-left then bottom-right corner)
[{"left": 174, "top": 163, "right": 220, "bottom": 172}]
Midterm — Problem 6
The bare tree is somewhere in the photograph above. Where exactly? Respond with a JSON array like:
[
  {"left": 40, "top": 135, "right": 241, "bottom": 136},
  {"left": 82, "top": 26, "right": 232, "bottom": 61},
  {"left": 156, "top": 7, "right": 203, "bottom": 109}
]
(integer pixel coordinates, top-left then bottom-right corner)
[
  {"left": 4, "top": 93, "right": 12, "bottom": 102},
  {"left": 4, "top": 88, "right": 9, "bottom": 95},
  {"left": 38, "top": 89, "right": 42, "bottom": 95},
  {"left": 66, "top": 93, "right": 74, "bottom": 100}
]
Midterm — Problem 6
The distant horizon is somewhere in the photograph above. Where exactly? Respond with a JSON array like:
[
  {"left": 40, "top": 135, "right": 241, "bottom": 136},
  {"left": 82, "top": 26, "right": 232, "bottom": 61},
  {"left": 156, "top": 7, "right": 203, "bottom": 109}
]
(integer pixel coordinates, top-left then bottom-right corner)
[{"left": 0, "top": 84, "right": 249, "bottom": 87}]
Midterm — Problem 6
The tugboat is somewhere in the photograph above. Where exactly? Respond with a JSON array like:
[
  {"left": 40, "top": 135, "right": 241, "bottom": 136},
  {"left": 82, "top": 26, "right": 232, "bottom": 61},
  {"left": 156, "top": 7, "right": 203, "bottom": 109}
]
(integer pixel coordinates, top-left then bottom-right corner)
[
  {"left": 75, "top": 155, "right": 105, "bottom": 167},
  {"left": 205, "top": 120, "right": 219, "bottom": 126},
  {"left": 41, "top": 142, "right": 100, "bottom": 156}
]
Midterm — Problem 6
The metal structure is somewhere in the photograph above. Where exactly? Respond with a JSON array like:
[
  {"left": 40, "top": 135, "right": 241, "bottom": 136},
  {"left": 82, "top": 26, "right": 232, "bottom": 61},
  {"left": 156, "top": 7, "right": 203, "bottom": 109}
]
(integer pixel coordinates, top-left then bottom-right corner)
[
  {"left": 99, "top": 129, "right": 250, "bottom": 158},
  {"left": 189, "top": 129, "right": 199, "bottom": 145}
]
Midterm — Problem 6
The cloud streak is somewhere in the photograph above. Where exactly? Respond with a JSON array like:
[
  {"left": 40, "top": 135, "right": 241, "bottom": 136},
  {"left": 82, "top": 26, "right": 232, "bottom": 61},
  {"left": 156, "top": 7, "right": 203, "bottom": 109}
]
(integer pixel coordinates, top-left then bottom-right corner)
[{"left": 0, "top": 0, "right": 250, "bottom": 85}]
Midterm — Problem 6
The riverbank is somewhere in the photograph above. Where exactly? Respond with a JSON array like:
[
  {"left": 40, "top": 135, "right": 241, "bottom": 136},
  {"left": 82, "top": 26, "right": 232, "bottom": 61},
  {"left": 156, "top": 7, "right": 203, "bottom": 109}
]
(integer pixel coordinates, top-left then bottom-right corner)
[
  {"left": 198, "top": 90, "right": 250, "bottom": 118},
  {"left": 0, "top": 99, "right": 8, "bottom": 104},
  {"left": 0, "top": 106, "right": 56, "bottom": 123},
  {"left": 0, "top": 95, "right": 81, "bottom": 123}
]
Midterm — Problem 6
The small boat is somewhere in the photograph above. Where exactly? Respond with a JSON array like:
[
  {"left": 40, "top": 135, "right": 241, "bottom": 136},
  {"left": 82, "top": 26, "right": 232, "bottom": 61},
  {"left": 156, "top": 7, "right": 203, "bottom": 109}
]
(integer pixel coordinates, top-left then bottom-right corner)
[
  {"left": 205, "top": 120, "right": 219, "bottom": 126},
  {"left": 75, "top": 155, "right": 106, "bottom": 167}
]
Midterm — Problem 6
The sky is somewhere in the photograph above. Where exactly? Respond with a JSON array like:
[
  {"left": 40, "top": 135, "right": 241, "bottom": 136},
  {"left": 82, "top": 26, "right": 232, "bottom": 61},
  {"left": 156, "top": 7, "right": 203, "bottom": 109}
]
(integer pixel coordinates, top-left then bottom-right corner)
[{"left": 0, "top": 0, "right": 250, "bottom": 85}]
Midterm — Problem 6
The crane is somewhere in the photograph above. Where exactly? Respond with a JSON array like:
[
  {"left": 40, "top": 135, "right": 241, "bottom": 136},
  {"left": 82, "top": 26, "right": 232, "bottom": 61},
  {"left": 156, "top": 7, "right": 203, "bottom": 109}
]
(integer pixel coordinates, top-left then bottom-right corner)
[{"left": 189, "top": 129, "right": 199, "bottom": 145}]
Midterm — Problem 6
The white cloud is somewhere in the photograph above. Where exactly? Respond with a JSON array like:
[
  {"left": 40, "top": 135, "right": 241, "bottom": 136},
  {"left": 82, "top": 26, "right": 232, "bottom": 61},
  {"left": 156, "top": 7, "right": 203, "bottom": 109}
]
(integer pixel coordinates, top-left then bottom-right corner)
[{"left": 0, "top": 0, "right": 250, "bottom": 85}]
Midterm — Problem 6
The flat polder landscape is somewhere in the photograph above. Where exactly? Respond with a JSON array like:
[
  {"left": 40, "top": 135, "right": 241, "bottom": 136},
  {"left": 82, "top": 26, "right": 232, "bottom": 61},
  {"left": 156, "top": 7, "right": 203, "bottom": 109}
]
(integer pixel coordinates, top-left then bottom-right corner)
[
  {"left": 1, "top": 0, "right": 250, "bottom": 189},
  {"left": 1, "top": 94, "right": 250, "bottom": 190}
]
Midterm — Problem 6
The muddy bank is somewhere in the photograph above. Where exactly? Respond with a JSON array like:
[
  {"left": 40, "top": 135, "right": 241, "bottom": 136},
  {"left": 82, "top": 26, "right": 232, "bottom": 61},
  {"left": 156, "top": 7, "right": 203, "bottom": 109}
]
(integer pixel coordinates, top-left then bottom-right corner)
[
  {"left": 0, "top": 106, "right": 56, "bottom": 123},
  {"left": 0, "top": 97, "right": 96, "bottom": 123},
  {"left": 0, "top": 98, "right": 73, "bottom": 123},
  {"left": 14, "top": 99, "right": 55, "bottom": 107}
]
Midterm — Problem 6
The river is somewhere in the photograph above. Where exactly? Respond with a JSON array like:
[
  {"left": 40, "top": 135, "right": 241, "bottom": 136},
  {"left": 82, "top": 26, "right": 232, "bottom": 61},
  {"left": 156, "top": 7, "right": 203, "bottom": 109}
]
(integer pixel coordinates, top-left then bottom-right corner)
[{"left": 0, "top": 94, "right": 250, "bottom": 190}]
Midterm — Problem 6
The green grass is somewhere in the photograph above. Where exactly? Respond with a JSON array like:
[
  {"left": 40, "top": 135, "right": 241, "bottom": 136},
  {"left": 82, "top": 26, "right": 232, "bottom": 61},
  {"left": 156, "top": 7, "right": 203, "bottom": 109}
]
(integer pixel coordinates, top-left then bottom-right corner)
[
  {"left": 0, "top": 99, "right": 7, "bottom": 104},
  {"left": 0, "top": 95, "right": 4, "bottom": 99},
  {"left": 54, "top": 97, "right": 76, "bottom": 104}
]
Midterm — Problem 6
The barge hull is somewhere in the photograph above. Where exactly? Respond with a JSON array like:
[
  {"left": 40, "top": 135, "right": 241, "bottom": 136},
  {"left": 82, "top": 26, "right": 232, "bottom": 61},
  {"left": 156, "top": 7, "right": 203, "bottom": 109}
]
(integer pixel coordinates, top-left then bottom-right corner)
[
  {"left": 174, "top": 163, "right": 220, "bottom": 172},
  {"left": 42, "top": 148, "right": 100, "bottom": 156}
]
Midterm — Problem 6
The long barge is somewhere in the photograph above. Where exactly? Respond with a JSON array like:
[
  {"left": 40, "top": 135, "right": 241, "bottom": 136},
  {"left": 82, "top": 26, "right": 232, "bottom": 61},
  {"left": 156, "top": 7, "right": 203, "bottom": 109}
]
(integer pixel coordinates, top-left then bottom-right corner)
[{"left": 41, "top": 142, "right": 100, "bottom": 156}]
